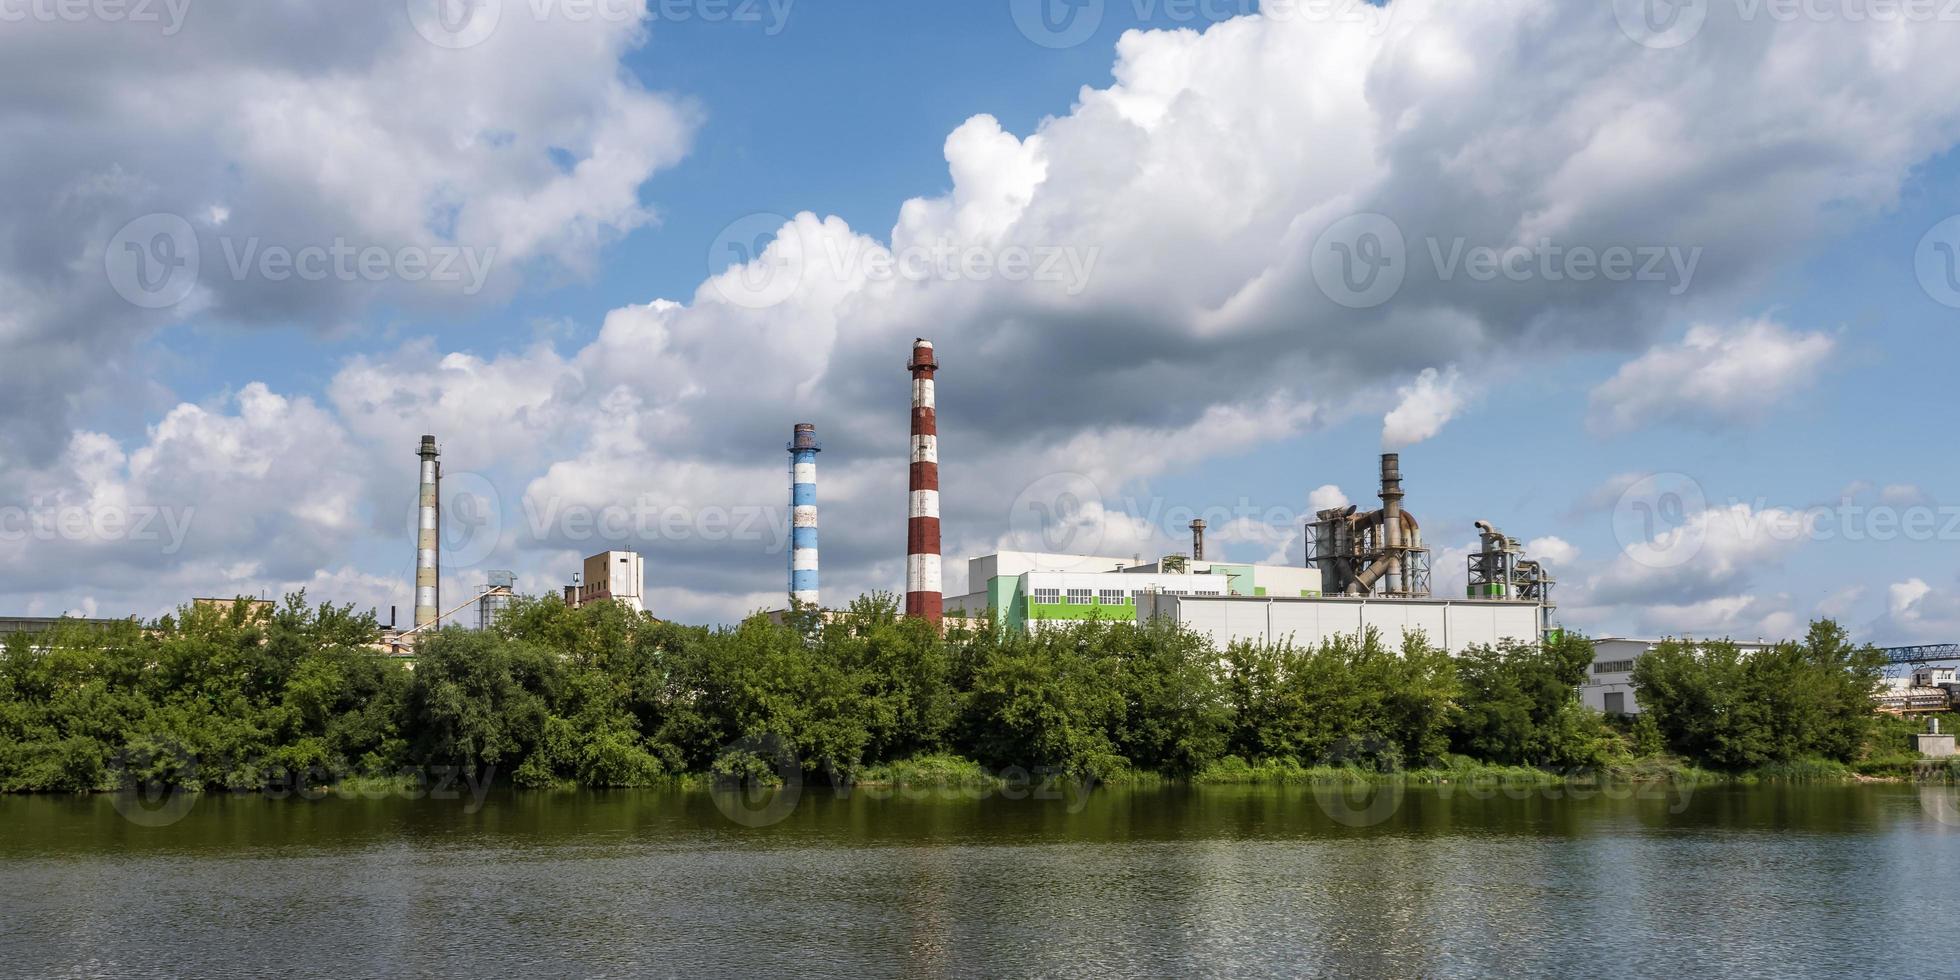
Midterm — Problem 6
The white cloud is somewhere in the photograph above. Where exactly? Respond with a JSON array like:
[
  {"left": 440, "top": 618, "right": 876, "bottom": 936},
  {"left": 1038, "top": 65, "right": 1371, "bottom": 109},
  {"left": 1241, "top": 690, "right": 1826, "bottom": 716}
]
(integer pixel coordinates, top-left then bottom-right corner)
[
  {"left": 0, "top": 4, "right": 694, "bottom": 461},
  {"left": 1383, "top": 367, "right": 1472, "bottom": 449},
  {"left": 1587, "top": 318, "right": 1836, "bottom": 435},
  {"left": 11, "top": 2, "right": 1960, "bottom": 623},
  {"left": 1309, "top": 485, "right": 1351, "bottom": 514},
  {"left": 1877, "top": 578, "right": 1960, "bottom": 644},
  {"left": 1526, "top": 536, "right": 1579, "bottom": 567}
]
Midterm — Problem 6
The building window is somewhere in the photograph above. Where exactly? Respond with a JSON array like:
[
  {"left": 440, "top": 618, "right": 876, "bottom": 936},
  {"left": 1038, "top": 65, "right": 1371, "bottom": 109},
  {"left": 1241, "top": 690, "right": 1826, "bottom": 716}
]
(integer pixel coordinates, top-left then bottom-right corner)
[
  {"left": 1067, "top": 589, "right": 1092, "bottom": 605},
  {"left": 1593, "top": 660, "right": 1637, "bottom": 675},
  {"left": 1032, "top": 588, "right": 1061, "bottom": 606},
  {"left": 1098, "top": 589, "right": 1125, "bottom": 605}
]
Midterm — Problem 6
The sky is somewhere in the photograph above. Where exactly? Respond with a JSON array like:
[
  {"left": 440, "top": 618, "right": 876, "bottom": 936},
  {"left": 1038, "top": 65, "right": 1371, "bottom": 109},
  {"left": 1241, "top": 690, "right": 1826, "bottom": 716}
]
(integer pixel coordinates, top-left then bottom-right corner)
[{"left": 3, "top": 0, "right": 1959, "bottom": 645}]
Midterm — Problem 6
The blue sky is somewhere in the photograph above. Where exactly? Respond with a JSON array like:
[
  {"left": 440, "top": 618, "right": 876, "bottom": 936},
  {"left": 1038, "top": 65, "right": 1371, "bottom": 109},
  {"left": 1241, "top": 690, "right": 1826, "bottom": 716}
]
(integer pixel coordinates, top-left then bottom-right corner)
[{"left": 4, "top": 0, "right": 1959, "bottom": 643}]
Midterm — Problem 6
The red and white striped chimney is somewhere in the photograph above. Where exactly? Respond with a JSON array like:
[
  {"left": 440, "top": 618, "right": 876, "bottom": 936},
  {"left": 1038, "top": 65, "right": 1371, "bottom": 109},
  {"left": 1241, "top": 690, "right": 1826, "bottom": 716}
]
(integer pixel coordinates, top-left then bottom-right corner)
[{"left": 906, "top": 338, "right": 943, "bottom": 623}]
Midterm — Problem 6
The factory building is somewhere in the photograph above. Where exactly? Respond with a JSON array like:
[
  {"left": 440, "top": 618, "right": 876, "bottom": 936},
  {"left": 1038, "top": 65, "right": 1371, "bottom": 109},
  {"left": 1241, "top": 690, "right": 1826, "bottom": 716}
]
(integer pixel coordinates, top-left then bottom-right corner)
[
  {"left": 1878, "top": 666, "right": 1960, "bottom": 715},
  {"left": 564, "top": 551, "right": 645, "bottom": 613},
  {"left": 942, "top": 550, "right": 1320, "bottom": 632},
  {"left": 1139, "top": 592, "right": 1548, "bottom": 656},
  {"left": 1579, "top": 637, "right": 1779, "bottom": 715},
  {"left": 949, "top": 452, "right": 1556, "bottom": 654}
]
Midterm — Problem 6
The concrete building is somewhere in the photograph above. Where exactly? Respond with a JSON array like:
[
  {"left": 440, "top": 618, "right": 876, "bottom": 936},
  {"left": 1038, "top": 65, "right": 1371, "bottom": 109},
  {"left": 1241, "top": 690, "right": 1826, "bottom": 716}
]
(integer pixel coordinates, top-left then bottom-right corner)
[
  {"left": 1138, "top": 592, "right": 1547, "bottom": 656},
  {"left": 943, "top": 550, "right": 1325, "bottom": 634},
  {"left": 943, "top": 547, "right": 1550, "bottom": 653},
  {"left": 1579, "top": 637, "right": 1779, "bottom": 715},
  {"left": 565, "top": 551, "right": 645, "bottom": 613}
]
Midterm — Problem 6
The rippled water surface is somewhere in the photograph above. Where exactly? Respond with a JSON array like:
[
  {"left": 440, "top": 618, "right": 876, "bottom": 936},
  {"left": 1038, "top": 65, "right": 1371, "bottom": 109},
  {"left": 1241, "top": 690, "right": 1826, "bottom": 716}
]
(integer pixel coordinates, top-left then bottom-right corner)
[{"left": 4, "top": 783, "right": 1958, "bottom": 978}]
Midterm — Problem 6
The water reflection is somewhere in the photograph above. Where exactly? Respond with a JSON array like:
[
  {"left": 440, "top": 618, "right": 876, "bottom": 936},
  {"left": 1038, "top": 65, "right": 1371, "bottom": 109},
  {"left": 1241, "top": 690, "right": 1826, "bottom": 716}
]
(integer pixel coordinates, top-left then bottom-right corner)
[{"left": 2, "top": 785, "right": 1956, "bottom": 977}]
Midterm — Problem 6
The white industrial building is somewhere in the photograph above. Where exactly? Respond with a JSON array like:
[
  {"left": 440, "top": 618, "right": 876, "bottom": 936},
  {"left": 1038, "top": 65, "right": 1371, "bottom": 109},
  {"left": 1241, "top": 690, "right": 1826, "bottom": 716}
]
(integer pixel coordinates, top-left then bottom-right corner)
[
  {"left": 942, "top": 550, "right": 1306, "bottom": 633},
  {"left": 1136, "top": 592, "right": 1548, "bottom": 656},
  {"left": 1578, "top": 637, "right": 1778, "bottom": 715}
]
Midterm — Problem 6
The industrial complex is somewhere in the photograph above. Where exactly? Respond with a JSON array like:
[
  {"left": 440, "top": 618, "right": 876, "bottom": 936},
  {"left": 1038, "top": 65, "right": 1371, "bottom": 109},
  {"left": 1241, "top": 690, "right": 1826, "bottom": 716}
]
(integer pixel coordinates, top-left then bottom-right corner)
[{"left": 7, "top": 333, "right": 1954, "bottom": 715}]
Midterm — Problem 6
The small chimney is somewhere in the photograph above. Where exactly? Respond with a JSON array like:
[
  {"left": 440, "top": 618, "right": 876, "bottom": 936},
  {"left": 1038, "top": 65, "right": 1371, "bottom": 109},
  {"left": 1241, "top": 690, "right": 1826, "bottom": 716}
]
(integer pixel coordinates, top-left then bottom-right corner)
[{"left": 1190, "top": 519, "right": 1207, "bottom": 562}]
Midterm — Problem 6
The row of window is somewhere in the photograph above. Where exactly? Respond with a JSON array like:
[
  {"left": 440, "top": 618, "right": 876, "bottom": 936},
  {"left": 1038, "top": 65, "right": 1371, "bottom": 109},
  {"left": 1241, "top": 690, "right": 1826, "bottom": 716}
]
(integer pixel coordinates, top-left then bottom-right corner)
[
  {"left": 1029, "top": 587, "right": 1208, "bottom": 605},
  {"left": 1593, "top": 660, "right": 1637, "bottom": 675}
]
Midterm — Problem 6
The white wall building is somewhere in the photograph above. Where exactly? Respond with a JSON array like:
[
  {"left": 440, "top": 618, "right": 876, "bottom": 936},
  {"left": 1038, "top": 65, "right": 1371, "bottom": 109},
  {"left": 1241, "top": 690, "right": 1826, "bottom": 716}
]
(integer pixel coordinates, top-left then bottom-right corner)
[
  {"left": 1579, "top": 637, "right": 1779, "bottom": 715},
  {"left": 1136, "top": 592, "right": 1547, "bottom": 656}
]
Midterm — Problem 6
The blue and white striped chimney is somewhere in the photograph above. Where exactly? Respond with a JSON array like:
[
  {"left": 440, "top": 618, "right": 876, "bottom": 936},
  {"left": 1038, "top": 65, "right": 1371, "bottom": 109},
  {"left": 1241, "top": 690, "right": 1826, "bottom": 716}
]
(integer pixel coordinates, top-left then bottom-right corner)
[{"left": 789, "top": 423, "right": 821, "bottom": 608}]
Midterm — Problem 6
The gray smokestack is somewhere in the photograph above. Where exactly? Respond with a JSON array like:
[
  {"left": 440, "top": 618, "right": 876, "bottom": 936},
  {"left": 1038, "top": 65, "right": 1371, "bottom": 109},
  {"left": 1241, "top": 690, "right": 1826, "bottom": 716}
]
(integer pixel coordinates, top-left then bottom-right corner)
[
  {"left": 1190, "top": 519, "right": 1207, "bottom": 562},
  {"left": 415, "top": 435, "right": 441, "bottom": 629}
]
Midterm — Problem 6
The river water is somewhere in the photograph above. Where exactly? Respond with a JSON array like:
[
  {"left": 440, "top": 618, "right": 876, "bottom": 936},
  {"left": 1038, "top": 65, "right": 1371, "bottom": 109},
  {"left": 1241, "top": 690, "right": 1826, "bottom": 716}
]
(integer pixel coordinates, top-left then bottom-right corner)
[{"left": 3, "top": 782, "right": 1957, "bottom": 978}]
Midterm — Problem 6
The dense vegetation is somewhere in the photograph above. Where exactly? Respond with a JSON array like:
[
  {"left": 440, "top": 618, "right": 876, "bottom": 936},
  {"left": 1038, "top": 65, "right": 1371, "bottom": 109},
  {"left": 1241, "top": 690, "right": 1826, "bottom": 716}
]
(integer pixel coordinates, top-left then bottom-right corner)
[
  {"left": 0, "top": 593, "right": 1907, "bottom": 794},
  {"left": 1630, "top": 622, "right": 1889, "bottom": 771}
]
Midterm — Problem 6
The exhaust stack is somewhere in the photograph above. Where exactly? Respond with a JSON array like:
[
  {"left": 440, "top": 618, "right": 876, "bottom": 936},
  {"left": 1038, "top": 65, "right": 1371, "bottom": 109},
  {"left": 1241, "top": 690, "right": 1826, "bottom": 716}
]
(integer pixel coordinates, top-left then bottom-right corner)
[
  {"left": 414, "top": 435, "right": 441, "bottom": 630},
  {"left": 1190, "top": 519, "right": 1207, "bottom": 562},
  {"left": 906, "top": 339, "right": 943, "bottom": 623},
  {"left": 789, "top": 423, "right": 821, "bottom": 608},
  {"left": 1379, "top": 453, "right": 1404, "bottom": 594}
]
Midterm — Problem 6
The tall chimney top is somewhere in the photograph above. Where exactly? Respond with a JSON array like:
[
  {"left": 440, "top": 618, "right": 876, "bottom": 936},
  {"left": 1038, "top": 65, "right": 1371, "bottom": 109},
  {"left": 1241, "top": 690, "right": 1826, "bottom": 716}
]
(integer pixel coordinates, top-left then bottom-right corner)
[
  {"left": 419, "top": 435, "right": 439, "bottom": 459},
  {"left": 910, "top": 338, "right": 939, "bottom": 372},
  {"left": 1190, "top": 519, "right": 1207, "bottom": 562},
  {"left": 791, "top": 423, "right": 821, "bottom": 452}
]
